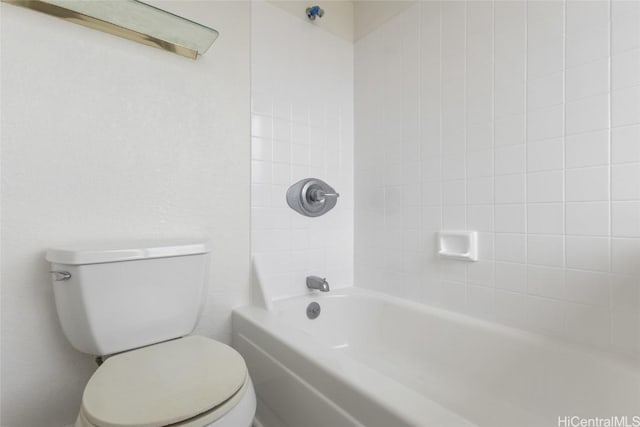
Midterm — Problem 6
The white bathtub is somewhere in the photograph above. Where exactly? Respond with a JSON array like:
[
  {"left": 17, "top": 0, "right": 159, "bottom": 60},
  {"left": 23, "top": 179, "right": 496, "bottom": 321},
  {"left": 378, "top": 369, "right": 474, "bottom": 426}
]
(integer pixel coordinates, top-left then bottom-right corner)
[{"left": 232, "top": 287, "right": 640, "bottom": 427}]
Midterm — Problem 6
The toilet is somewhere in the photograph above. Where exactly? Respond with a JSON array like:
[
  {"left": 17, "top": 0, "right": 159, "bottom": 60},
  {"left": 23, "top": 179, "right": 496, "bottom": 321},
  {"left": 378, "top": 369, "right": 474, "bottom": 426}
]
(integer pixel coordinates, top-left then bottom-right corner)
[{"left": 46, "top": 241, "right": 256, "bottom": 427}]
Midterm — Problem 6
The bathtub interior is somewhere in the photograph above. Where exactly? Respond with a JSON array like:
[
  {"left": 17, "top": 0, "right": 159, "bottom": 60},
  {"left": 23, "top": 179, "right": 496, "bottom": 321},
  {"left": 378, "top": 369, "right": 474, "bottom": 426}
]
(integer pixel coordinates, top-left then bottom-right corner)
[{"left": 240, "top": 288, "right": 640, "bottom": 427}]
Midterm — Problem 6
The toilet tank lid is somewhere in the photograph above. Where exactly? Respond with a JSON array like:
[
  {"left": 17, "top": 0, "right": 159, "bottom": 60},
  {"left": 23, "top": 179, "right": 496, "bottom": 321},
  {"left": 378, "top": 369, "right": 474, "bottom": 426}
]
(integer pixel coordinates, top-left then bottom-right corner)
[{"left": 46, "top": 240, "right": 210, "bottom": 265}]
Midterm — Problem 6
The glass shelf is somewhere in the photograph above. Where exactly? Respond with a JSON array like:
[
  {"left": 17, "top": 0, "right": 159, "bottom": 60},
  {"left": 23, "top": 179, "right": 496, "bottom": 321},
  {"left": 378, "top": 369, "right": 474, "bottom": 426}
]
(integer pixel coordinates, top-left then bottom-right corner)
[{"left": 4, "top": 0, "right": 219, "bottom": 59}]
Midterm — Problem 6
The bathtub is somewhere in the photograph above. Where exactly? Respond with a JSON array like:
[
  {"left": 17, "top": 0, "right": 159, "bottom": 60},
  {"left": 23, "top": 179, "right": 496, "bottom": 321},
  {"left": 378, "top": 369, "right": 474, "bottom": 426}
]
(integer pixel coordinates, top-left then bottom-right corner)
[{"left": 232, "top": 287, "right": 639, "bottom": 427}]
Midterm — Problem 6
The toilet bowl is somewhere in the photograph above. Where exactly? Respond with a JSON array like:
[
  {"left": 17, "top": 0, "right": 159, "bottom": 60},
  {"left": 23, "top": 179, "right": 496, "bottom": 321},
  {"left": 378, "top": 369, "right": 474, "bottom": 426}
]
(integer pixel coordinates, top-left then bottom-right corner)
[{"left": 45, "top": 241, "right": 256, "bottom": 427}]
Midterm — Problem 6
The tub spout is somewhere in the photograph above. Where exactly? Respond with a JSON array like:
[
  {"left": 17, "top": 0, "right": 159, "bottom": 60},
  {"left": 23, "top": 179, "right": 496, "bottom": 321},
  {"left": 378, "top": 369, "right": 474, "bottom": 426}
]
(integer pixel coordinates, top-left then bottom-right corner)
[{"left": 306, "top": 276, "right": 330, "bottom": 292}]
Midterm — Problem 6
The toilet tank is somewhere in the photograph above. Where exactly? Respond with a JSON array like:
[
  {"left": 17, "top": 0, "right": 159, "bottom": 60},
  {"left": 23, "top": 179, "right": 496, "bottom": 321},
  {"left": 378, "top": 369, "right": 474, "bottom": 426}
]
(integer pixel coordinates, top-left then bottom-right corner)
[{"left": 46, "top": 241, "right": 210, "bottom": 356}]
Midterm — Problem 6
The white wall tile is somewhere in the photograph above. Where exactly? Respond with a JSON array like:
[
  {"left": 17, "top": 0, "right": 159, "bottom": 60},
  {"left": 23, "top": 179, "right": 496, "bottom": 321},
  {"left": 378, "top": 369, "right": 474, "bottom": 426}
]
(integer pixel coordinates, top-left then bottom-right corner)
[
  {"left": 528, "top": 235, "right": 564, "bottom": 267},
  {"left": 441, "top": 281, "right": 468, "bottom": 313},
  {"left": 422, "top": 206, "right": 442, "bottom": 230},
  {"left": 612, "top": 0, "right": 640, "bottom": 53},
  {"left": 496, "top": 53, "right": 526, "bottom": 88},
  {"left": 566, "top": 166, "right": 609, "bottom": 201},
  {"left": 495, "top": 174, "right": 526, "bottom": 204},
  {"left": 566, "top": 0, "right": 610, "bottom": 35},
  {"left": 566, "top": 93, "right": 610, "bottom": 135},
  {"left": 495, "top": 233, "right": 526, "bottom": 263},
  {"left": 467, "top": 178, "right": 494, "bottom": 205},
  {"left": 495, "top": 262, "right": 527, "bottom": 292},
  {"left": 272, "top": 163, "right": 290, "bottom": 185},
  {"left": 273, "top": 118, "right": 291, "bottom": 142},
  {"left": 528, "top": 1, "right": 564, "bottom": 49},
  {"left": 612, "top": 201, "right": 640, "bottom": 237},
  {"left": 441, "top": 1, "right": 466, "bottom": 58},
  {"left": 566, "top": 236, "right": 610, "bottom": 272},
  {"left": 442, "top": 149, "right": 467, "bottom": 181},
  {"left": 566, "top": 202, "right": 610, "bottom": 236},
  {"left": 495, "top": 84, "right": 526, "bottom": 118},
  {"left": 528, "top": 170, "right": 564, "bottom": 203},
  {"left": 291, "top": 124, "right": 310, "bottom": 145},
  {"left": 612, "top": 86, "right": 640, "bottom": 127},
  {"left": 252, "top": 137, "right": 272, "bottom": 161},
  {"left": 495, "top": 290, "right": 529, "bottom": 329},
  {"left": 565, "top": 270, "right": 610, "bottom": 307},
  {"left": 495, "top": 204, "right": 526, "bottom": 233},
  {"left": 612, "top": 125, "right": 640, "bottom": 164},
  {"left": 566, "top": 58, "right": 610, "bottom": 101},
  {"left": 467, "top": 149, "right": 494, "bottom": 177},
  {"left": 468, "top": 260, "right": 495, "bottom": 286},
  {"left": 565, "top": 130, "right": 609, "bottom": 168},
  {"left": 528, "top": 41, "right": 564, "bottom": 80},
  {"left": 495, "top": 145, "right": 526, "bottom": 175},
  {"left": 443, "top": 205, "right": 467, "bottom": 229},
  {"left": 252, "top": 92, "right": 273, "bottom": 116},
  {"left": 477, "top": 232, "right": 495, "bottom": 261},
  {"left": 611, "top": 275, "right": 640, "bottom": 311},
  {"left": 466, "top": 1, "right": 493, "bottom": 35},
  {"left": 528, "top": 203, "right": 564, "bottom": 234},
  {"left": 527, "top": 265, "right": 565, "bottom": 299},
  {"left": 468, "top": 285, "right": 495, "bottom": 320},
  {"left": 528, "top": 139, "right": 564, "bottom": 172},
  {"left": 422, "top": 181, "right": 442, "bottom": 206},
  {"left": 272, "top": 140, "right": 290, "bottom": 163},
  {"left": 527, "top": 73, "right": 564, "bottom": 110},
  {"left": 566, "top": 24, "right": 610, "bottom": 68},
  {"left": 252, "top": 114, "right": 272, "bottom": 138},
  {"left": 252, "top": 160, "right": 272, "bottom": 184},
  {"left": 527, "top": 105, "right": 564, "bottom": 142},
  {"left": 494, "top": 1, "right": 526, "bottom": 59},
  {"left": 468, "top": 205, "right": 494, "bottom": 232},
  {"left": 443, "top": 180, "right": 466, "bottom": 205},
  {"left": 612, "top": 163, "right": 640, "bottom": 200},
  {"left": 495, "top": 114, "right": 526, "bottom": 146},
  {"left": 467, "top": 122, "right": 493, "bottom": 151},
  {"left": 611, "top": 238, "right": 640, "bottom": 275},
  {"left": 252, "top": 184, "right": 271, "bottom": 207},
  {"left": 612, "top": 49, "right": 640, "bottom": 90}
]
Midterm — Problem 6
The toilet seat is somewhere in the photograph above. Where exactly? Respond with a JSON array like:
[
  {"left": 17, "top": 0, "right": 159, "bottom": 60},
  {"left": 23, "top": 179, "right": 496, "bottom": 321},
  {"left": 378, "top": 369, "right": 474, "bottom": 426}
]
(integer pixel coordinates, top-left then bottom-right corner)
[{"left": 78, "top": 336, "right": 248, "bottom": 427}]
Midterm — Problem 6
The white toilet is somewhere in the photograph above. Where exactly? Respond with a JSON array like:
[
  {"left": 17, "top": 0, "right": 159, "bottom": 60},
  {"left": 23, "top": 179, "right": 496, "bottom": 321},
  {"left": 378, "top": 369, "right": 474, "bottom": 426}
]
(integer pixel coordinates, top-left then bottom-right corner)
[{"left": 46, "top": 241, "right": 256, "bottom": 427}]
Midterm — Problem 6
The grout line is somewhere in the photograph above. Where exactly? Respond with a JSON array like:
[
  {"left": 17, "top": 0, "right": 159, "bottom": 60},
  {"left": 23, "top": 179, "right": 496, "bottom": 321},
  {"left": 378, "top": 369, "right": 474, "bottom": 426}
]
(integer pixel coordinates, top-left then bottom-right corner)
[
  {"left": 463, "top": 0, "right": 469, "bottom": 307},
  {"left": 438, "top": 0, "right": 443, "bottom": 292},
  {"left": 607, "top": 0, "right": 614, "bottom": 348},
  {"left": 491, "top": 0, "right": 496, "bottom": 319},
  {"left": 561, "top": 0, "right": 568, "bottom": 337},
  {"left": 524, "top": 0, "right": 529, "bottom": 299}
]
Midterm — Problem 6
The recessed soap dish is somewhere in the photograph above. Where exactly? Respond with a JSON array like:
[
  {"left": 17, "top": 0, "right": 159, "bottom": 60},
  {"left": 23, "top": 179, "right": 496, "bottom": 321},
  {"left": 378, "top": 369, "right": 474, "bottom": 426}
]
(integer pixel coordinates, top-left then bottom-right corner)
[{"left": 438, "top": 231, "right": 478, "bottom": 262}]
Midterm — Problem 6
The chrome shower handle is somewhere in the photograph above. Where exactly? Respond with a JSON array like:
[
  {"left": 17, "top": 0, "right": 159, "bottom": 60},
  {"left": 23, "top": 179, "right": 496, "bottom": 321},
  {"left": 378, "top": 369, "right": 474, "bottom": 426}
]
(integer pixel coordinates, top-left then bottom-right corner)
[
  {"left": 311, "top": 190, "right": 340, "bottom": 201},
  {"left": 287, "top": 178, "right": 339, "bottom": 217},
  {"left": 309, "top": 189, "right": 340, "bottom": 202}
]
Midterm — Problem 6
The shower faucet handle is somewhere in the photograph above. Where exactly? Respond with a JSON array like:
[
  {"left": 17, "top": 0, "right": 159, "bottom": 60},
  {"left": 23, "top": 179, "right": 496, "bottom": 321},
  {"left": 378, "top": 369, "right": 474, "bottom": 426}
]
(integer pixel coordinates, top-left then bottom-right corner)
[
  {"left": 311, "top": 190, "right": 340, "bottom": 201},
  {"left": 286, "top": 178, "right": 339, "bottom": 217}
]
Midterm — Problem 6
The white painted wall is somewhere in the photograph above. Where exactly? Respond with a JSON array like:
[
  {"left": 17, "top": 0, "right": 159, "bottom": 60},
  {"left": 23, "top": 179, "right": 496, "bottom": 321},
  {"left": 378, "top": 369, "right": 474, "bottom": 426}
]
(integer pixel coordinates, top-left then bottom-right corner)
[
  {"left": 355, "top": 0, "right": 640, "bottom": 359},
  {"left": 0, "top": 1, "right": 251, "bottom": 425},
  {"left": 251, "top": 1, "right": 354, "bottom": 301}
]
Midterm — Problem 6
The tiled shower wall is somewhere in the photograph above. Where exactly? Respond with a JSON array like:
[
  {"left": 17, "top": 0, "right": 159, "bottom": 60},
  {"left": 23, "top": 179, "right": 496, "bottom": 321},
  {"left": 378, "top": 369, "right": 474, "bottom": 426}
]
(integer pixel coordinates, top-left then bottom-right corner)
[
  {"left": 355, "top": 0, "right": 639, "bottom": 357},
  {"left": 251, "top": 1, "right": 354, "bottom": 299}
]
